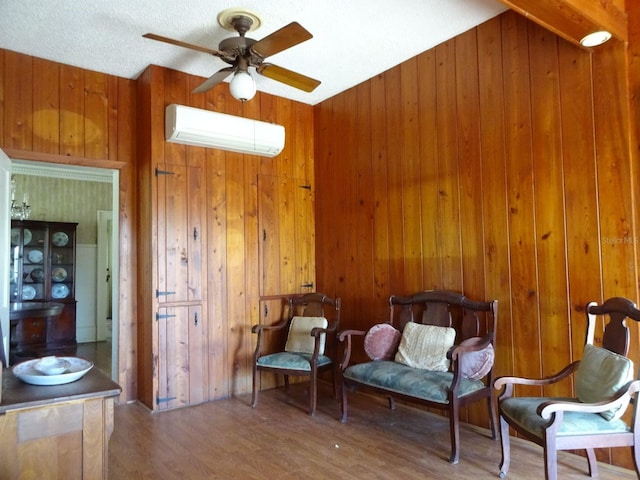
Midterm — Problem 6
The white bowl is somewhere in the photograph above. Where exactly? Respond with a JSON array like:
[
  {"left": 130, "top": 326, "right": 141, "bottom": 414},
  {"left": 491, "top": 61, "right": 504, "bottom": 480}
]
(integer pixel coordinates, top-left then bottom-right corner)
[{"left": 33, "top": 356, "right": 71, "bottom": 375}]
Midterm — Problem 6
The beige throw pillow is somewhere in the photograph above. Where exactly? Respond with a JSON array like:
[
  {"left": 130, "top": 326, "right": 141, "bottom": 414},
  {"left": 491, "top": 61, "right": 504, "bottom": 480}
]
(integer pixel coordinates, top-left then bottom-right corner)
[
  {"left": 284, "top": 316, "right": 328, "bottom": 354},
  {"left": 395, "top": 322, "right": 456, "bottom": 371}
]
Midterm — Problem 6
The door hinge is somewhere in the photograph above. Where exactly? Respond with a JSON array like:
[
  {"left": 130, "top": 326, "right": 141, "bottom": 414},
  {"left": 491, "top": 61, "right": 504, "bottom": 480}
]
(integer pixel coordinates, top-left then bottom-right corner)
[
  {"left": 155, "top": 167, "right": 175, "bottom": 176},
  {"left": 156, "top": 290, "right": 176, "bottom": 298},
  {"left": 156, "top": 312, "right": 177, "bottom": 321},
  {"left": 156, "top": 395, "right": 177, "bottom": 405}
]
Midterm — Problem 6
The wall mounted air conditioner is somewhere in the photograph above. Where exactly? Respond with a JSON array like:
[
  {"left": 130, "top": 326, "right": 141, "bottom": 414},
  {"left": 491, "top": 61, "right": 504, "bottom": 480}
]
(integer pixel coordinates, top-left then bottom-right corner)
[{"left": 165, "top": 104, "right": 285, "bottom": 157}]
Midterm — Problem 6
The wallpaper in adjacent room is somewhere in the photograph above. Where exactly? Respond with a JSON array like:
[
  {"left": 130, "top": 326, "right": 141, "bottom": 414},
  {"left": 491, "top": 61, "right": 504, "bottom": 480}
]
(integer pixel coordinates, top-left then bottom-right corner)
[{"left": 12, "top": 175, "right": 112, "bottom": 244}]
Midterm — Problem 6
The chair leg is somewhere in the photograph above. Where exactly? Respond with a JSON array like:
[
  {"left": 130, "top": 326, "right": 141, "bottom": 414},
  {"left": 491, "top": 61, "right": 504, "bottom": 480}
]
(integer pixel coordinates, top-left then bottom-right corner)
[
  {"left": 632, "top": 443, "right": 640, "bottom": 477},
  {"left": 585, "top": 448, "right": 598, "bottom": 477},
  {"left": 498, "top": 415, "right": 511, "bottom": 478},
  {"left": 387, "top": 396, "right": 396, "bottom": 411},
  {"left": 544, "top": 447, "right": 558, "bottom": 480},
  {"left": 448, "top": 401, "right": 460, "bottom": 464},
  {"left": 284, "top": 374, "right": 290, "bottom": 392},
  {"left": 251, "top": 365, "right": 259, "bottom": 408},
  {"left": 332, "top": 363, "right": 339, "bottom": 399},
  {"left": 308, "top": 368, "right": 318, "bottom": 415},
  {"left": 340, "top": 382, "right": 348, "bottom": 423},
  {"left": 488, "top": 394, "right": 498, "bottom": 440}
]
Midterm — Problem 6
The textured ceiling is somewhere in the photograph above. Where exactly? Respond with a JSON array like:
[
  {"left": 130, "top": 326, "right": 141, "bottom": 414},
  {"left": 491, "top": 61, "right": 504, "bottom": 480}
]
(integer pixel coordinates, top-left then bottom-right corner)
[{"left": 0, "top": 0, "right": 507, "bottom": 106}]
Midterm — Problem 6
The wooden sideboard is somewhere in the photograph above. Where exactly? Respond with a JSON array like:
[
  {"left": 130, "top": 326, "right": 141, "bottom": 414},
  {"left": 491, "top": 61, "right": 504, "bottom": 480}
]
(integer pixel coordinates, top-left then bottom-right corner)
[{"left": 0, "top": 368, "right": 121, "bottom": 479}]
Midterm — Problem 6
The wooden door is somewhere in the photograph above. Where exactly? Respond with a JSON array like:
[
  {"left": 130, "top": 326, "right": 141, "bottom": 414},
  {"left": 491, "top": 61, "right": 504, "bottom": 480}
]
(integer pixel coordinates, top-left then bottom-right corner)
[
  {"left": 258, "top": 175, "right": 316, "bottom": 296},
  {"left": 156, "top": 164, "right": 204, "bottom": 303},
  {"left": 156, "top": 304, "right": 206, "bottom": 410}
]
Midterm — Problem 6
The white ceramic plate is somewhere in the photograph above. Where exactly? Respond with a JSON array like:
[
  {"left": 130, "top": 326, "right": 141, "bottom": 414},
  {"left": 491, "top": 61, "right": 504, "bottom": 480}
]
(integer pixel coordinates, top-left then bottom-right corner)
[
  {"left": 52, "top": 267, "right": 67, "bottom": 282},
  {"left": 51, "top": 283, "right": 70, "bottom": 299},
  {"left": 22, "top": 285, "right": 36, "bottom": 300},
  {"left": 27, "top": 249, "right": 43, "bottom": 264},
  {"left": 13, "top": 357, "right": 93, "bottom": 386},
  {"left": 52, "top": 231, "right": 69, "bottom": 247}
]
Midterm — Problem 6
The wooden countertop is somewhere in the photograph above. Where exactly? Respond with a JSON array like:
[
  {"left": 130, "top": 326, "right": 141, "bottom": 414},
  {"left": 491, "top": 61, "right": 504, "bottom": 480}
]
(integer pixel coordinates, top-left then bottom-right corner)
[{"left": 0, "top": 367, "right": 121, "bottom": 414}]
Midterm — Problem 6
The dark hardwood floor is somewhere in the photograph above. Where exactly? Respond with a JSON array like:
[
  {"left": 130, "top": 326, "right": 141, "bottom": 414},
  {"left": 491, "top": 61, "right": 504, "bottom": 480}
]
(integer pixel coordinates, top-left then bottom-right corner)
[
  {"left": 108, "top": 382, "right": 636, "bottom": 480},
  {"left": 76, "top": 340, "right": 111, "bottom": 377}
]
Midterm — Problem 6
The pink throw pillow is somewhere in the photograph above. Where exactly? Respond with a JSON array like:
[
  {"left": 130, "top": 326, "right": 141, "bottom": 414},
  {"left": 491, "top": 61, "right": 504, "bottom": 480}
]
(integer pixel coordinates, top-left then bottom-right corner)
[
  {"left": 364, "top": 324, "right": 401, "bottom": 361},
  {"left": 458, "top": 337, "right": 495, "bottom": 380}
]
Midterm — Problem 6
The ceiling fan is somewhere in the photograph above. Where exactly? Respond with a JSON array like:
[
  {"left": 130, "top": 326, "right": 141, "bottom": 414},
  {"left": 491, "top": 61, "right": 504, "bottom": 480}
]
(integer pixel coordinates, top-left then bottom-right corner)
[{"left": 143, "top": 9, "right": 321, "bottom": 102}]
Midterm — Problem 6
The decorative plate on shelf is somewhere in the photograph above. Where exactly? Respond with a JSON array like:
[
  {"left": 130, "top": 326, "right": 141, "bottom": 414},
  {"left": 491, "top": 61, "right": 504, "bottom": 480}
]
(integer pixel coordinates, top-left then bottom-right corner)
[
  {"left": 30, "top": 268, "right": 44, "bottom": 282},
  {"left": 52, "top": 231, "right": 69, "bottom": 247},
  {"left": 22, "top": 285, "right": 36, "bottom": 300},
  {"left": 52, "top": 267, "right": 67, "bottom": 282},
  {"left": 13, "top": 357, "right": 93, "bottom": 386},
  {"left": 51, "top": 283, "right": 70, "bottom": 299},
  {"left": 27, "top": 249, "right": 43, "bottom": 264},
  {"left": 11, "top": 228, "right": 32, "bottom": 246}
]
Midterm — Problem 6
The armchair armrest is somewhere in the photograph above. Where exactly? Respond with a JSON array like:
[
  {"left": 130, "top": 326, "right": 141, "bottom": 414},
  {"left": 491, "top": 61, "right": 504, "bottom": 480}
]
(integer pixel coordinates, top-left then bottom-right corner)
[
  {"left": 251, "top": 318, "right": 290, "bottom": 360},
  {"left": 494, "top": 361, "right": 580, "bottom": 399},
  {"left": 338, "top": 329, "right": 366, "bottom": 370},
  {"left": 538, "top": 379, "right": 640, "bottom": 421}
]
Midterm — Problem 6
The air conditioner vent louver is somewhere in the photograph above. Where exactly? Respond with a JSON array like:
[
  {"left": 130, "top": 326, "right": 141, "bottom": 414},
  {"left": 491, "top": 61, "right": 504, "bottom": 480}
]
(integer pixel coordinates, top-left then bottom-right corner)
[{"left": 165, "top": 104, "right": 285, "bottom": 157}]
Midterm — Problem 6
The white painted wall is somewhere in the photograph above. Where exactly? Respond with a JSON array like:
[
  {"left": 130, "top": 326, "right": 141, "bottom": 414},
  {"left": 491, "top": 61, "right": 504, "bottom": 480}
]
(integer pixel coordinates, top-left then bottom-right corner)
[{"left": 76, "top": 244, "right": 97, "bottom": 342}]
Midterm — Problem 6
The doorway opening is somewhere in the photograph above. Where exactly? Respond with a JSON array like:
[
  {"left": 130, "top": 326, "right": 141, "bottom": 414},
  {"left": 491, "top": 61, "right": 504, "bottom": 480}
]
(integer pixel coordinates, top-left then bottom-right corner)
[{"left": 10, "top": 160, "right": 119, "bottom": 379}]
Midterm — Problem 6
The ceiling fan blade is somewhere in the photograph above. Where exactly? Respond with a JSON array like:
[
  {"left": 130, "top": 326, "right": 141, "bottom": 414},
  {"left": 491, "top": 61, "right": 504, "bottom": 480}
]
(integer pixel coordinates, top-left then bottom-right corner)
[
  {"left": 192, "top": 67, "right": 235, "bottom": 94},
  {"left": 251, "top": 22, "right": 312, "bottom": 58},
  {"left": 257, "top": 64, "right": 321, "bottom": 93},
  {"left": 143, "top": 33, "right": 222, "bottom": 57}
]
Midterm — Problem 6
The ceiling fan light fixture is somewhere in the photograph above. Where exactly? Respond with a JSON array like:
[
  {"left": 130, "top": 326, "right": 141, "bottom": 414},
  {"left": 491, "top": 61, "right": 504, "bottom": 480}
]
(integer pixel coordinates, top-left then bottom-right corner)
[
  {"left": 580, "top": 30, "right": 612, "bottom": 47},
  {"left": 229, "top": 70, "right": 256, "bottom": 102}
]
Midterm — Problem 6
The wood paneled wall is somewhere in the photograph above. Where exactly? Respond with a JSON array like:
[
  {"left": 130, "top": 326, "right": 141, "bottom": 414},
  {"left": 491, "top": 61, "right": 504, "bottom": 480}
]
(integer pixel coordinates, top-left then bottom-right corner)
[
  {"left": 314, "top": 10, "right": 639, "bottom": 469},
  {"left": 0, "top": 49, "right": 139, "bottom": 402},
  {"left": 136, "top": 65, "right": 315, "bottom": 401}
]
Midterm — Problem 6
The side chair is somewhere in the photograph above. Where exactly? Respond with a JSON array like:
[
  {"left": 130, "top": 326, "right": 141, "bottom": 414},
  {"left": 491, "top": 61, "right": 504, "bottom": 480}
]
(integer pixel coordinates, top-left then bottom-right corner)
[
  {"left": 494, "top": 297, "right": 640, "bottom": 480},
  {"left": 251, "top": 292, "right": 341, "bottom": 415}
]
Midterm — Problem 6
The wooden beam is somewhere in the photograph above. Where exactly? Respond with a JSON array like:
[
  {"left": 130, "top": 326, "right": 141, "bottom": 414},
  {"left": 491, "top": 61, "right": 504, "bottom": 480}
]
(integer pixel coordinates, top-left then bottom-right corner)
[{"left": 498, "top": 0, "right": 627, "bottom": 46}]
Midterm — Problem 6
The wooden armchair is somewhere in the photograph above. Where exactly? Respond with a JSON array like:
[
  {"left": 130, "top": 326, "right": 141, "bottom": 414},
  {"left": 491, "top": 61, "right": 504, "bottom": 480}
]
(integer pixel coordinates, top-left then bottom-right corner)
[
  {"left": 251, "top": 292, "right": 341, "bottom": 415},
  {"left": 494, "top": 297, "right": 640, "bottom": 479}
]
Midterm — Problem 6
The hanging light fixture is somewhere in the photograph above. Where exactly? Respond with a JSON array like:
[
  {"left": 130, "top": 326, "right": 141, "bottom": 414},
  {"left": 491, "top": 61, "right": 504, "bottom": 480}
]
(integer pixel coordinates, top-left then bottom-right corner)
[
  {"left": 580, "top": 31, "right": 612, "bottom": 47},
  {"left": 10, "top": 176, "right": 31, "bottom": 220},
  {"left": 229, "top": 69, "right": 256, "bottom": 102}
]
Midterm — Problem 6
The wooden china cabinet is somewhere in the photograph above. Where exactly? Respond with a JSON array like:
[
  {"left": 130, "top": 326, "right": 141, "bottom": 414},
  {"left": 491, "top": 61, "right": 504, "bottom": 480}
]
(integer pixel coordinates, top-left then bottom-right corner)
[{"left": 8, "top": 220, "right": 78, "bottom": 363}]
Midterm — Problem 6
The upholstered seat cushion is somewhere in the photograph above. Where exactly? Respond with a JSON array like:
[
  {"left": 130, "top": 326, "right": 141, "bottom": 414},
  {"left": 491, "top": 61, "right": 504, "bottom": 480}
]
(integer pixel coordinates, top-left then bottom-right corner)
[
  {"left": 284, "top": 316, "right": 328, "bottom": 354},
  {"left": 343, "top": 360, "right": 485, "bottom": 403},
  {"left": 257, "top": 352, "right": 332, "bottom": 371},
  {"left": 500, "top": 396, "right": 630, "bottom": 438}
]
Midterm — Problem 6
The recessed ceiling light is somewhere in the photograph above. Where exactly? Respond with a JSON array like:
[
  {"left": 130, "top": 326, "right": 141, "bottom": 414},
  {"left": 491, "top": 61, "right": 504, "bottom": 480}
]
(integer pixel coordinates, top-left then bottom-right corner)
[{"left": 580, "top": 31, "right": 612, "bottom": 47}]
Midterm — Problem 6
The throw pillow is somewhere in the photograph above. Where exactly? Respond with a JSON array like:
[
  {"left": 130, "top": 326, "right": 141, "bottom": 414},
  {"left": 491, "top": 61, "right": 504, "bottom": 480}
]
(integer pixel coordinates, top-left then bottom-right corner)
[
  {"left": 394, "top": 322, "right": 456, "bottom": 371},
  {"left": 575, "top": 344, "right": 634, "bottom": 420},
  {"left": 364, "top": 323, "right": 402, "bottom": 361},
  {"left": 457, "top": 337, "right": 495, "bottom": 380},
  {"left": 284, "top": 316, "right": 328, "bottom": 355}
]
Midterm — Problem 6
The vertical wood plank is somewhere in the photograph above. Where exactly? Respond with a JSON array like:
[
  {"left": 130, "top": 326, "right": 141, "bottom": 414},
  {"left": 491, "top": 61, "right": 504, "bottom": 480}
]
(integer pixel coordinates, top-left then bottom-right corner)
[
  {"left": 59, "top": 64, "right": 85, "bottom": 157},
  {"left": 32, "top": 57, "right": 60, "bottom": 153},
  {"left": 528, "top": 22, "right": 571, "bottom": 394},
  {"left": 4, "top": 51, "right": 33, "bottom": 150}
]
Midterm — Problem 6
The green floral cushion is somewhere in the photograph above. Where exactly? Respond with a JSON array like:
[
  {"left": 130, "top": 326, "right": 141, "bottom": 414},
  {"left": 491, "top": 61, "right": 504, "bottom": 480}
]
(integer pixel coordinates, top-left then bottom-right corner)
[
  {"left": 257, "top": 352, "right": 332, "bottom": 371},
  {"left": 500, "top": 397, "right": 630, "bottom": 438},
  {"left": 575, "top": 344, "right": 634, "bottom": 420},
  {"left": 343, "top": 360, "right": 485, "bottom": 403}
]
